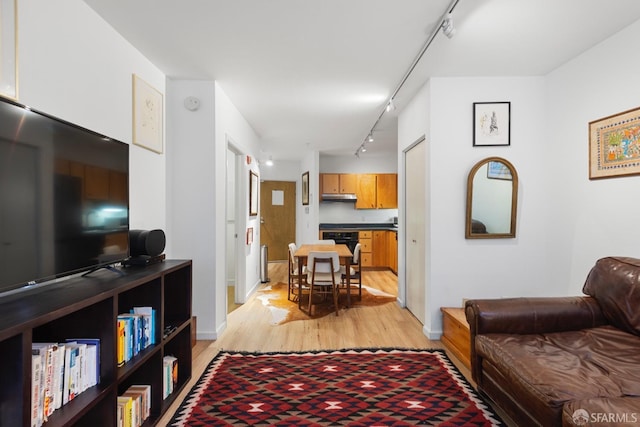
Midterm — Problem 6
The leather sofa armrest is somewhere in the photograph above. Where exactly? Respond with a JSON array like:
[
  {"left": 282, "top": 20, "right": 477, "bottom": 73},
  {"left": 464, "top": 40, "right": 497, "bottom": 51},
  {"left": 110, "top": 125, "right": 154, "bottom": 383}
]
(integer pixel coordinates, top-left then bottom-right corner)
[{"left": 465, "top": 296, "right": 606, "bottom": 336}]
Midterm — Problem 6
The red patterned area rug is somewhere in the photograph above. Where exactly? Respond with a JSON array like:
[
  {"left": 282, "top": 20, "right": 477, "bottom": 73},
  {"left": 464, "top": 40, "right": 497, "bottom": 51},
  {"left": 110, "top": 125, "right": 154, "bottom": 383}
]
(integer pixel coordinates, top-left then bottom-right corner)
[{"left": 169, "top": 348, "right": 503, "bottom": 426}]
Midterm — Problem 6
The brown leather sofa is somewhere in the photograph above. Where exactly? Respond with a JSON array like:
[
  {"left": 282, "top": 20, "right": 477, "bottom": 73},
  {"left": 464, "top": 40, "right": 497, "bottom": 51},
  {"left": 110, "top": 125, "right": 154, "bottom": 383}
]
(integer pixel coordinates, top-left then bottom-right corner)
[{"left": 465, "top": 256, "right": 640, "bottom": 426}]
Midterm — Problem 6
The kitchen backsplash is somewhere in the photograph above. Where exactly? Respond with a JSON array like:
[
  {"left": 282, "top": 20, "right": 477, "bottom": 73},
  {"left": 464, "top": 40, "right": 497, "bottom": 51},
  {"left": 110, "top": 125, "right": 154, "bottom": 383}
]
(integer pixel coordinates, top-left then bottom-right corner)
[{"left": 320, "top": 202, "right": 398, "bottom": 224}]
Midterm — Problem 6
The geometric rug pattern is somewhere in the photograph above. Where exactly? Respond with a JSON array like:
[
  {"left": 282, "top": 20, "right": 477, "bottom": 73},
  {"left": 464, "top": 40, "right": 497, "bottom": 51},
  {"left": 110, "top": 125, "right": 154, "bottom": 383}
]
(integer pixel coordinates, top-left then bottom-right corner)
[{"left": 169, "top": 348, "right": 503, "bottom": 426}]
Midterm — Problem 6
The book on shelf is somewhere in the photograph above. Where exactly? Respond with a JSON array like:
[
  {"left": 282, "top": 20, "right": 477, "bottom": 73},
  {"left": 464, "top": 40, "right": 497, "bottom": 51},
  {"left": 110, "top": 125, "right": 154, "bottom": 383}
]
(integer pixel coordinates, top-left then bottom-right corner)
[
  {"left": 117, "top": 318, "right": 126, "bottom": 366},
  {"left": 117, "top": 395, "right": 133, "bottom": 427},
  {"left": 127, "top": 385, "right": 151, "bottom": 420},
  {"left": 63, "top": 344, "right": 80, "bottom": 405},
  {"left": 117, "top": 307, "right": 157, "bottom": 367},
  {"left": 31, "top": 338, "right": 100, "bottom": 425},
  {"left": 31, "top": 342, "right": 64, "bottom": 419},
  {"left": 118, "top": 385, "right": 151, "bottom": 427},
  {"left": 163, "top": 355, "right": 178, "bottom": 399},
  {"left": 65, "top": 338, "right": 100, "bottom": 386},
  {"left": 130, "top": 306, "right": 156, "bottom": 346},
  {"left": 31, "top": 353, "right": 43, "bottom": 427}
]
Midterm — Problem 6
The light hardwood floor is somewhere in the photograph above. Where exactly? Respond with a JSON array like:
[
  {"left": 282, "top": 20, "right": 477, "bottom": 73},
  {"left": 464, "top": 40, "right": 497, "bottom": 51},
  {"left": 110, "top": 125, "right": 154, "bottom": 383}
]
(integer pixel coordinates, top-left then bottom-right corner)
[{"left": 158, "top": 261, "right": 471, "bottom": 425}]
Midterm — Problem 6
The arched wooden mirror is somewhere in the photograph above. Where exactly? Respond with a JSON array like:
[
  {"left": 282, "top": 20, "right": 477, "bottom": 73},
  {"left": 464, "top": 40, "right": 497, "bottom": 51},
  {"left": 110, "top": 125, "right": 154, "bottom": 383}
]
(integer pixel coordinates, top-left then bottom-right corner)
[{"left": 466, "top": 157, "right": 518, "bottom": 239}]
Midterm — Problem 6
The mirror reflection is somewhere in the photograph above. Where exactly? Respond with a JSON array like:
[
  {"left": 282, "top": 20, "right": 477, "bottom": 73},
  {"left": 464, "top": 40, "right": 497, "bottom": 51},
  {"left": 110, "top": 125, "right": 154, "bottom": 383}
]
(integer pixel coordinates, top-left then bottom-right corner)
[{"left": 466, "top": 157, "right": 518, "bottom": 238}]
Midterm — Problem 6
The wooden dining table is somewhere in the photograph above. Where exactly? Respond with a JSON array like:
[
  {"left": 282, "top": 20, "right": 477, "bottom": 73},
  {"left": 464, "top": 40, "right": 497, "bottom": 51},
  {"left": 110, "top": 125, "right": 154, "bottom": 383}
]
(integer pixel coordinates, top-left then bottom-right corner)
[{"left": 293, "top": 244, "right": 354, "bottom": 309}]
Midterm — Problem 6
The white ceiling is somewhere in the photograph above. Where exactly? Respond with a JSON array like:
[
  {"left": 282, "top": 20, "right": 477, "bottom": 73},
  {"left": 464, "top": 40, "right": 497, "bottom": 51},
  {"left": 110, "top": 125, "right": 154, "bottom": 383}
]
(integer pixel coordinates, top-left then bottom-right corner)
[{"left": 84, "top": 0, "right": 640, "bottom": 161}]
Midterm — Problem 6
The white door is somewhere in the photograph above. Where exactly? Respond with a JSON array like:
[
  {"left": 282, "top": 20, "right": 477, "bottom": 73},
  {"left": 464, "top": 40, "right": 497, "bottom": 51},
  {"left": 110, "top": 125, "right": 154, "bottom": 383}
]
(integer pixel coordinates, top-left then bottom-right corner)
[{"left": 404, "top": 138, "right": 426, "bottom": 324}]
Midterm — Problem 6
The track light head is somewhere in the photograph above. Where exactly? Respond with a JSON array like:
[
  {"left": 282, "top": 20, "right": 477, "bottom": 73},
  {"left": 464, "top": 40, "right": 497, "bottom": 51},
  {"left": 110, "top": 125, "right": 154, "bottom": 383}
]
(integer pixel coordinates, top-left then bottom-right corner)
[
  {"left": 442, "top": 14, "right": 456, "bottom": 39},
  {"left": 386, "top": 99, "right": 396, "bottom": 112},
  {"left": 367, "top": 134, "right": 374, "bottom": 143}
]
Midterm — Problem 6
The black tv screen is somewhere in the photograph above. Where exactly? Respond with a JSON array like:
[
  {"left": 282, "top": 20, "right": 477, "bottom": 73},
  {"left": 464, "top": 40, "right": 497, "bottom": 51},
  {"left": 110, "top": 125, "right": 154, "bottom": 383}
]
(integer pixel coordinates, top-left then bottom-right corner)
[{"left": 0, "top": 97, "right": 129, "bottom": 294}]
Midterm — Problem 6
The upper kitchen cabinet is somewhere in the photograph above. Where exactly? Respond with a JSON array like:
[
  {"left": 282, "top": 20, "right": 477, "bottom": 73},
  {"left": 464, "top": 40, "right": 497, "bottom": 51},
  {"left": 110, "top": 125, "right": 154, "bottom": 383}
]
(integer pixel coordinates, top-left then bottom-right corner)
[
  {"left": 355, "top": 174, "right": 397, "bottom": 209},
  {"left": 355, "top": 174, "right": 377, "bottom": 209},
  {"left": 321, "top": 173, "right": 357, "bottom": 194},
  {"left": 377, "top": 174, "right": 397, "bottom": 209}
]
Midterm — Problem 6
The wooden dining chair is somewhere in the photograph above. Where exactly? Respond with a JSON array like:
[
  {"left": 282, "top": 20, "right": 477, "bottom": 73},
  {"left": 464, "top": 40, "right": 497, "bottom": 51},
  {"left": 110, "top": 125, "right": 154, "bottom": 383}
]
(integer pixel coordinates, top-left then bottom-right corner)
[
  {"left": 341, "top": 243, "right": 362, "bottom": 300},
  {"left": 288, "top": 243, "right": 307, "bottom": 301},
  {"left": 305, "top": 251, "right": 341, "bottom": 316}
]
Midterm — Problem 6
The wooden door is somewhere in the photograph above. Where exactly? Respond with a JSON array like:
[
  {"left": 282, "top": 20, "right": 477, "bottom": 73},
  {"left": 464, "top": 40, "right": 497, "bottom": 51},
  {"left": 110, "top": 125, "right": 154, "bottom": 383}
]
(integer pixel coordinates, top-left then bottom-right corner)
[
  {"left": 260, "top": 181, "right": 296, "bottom": 261},
  {"left": 405, "top": 140, "right": 426, "bottom": 324}
]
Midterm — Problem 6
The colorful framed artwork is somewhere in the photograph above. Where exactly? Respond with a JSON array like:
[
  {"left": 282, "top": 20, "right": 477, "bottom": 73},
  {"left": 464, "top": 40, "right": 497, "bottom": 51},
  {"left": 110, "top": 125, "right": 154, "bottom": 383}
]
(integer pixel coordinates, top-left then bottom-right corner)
[
  {"left": 0, "top": 0, "right": 18, "bottom": 99},
  {"left": 246, "top": 227, "right": 253, "bottom": 245},
  {"left": 589, "top": 107, "right": 640, "bottom": 179},
  {"left": 302, "top": 171, "right": 309, "bottom": 205},
  {"left": 249, "top": 170, "right": 259, "bottom": 216},
  {"left": 473, "top": 102, "right": 510, "bottom": 146},
  {"left": 133, "top": 74, "right": 163, "bottom": 153}
]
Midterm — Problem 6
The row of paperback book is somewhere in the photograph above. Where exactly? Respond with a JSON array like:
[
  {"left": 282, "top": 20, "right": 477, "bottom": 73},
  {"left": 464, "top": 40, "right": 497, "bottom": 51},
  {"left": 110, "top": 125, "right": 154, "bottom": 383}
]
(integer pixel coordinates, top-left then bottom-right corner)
[
  {"left": 118, "top": 384, "right": 151, "bottom": 427},
  {"left": 117, "top": 307, "right": 157, "bottom": 366},
  {"left": 31, "top": 339, "right": 100, "bottom": 427}
]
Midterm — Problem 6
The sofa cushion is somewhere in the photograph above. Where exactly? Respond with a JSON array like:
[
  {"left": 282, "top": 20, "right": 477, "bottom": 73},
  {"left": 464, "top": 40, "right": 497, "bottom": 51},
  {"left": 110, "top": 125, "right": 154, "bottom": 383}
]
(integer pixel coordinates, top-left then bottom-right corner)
[
  {"left": 475, "top": 326, "right": 640, "bottom": 412},
  {"left": 583, "top": 257, "right": 640, "bottom": 336}
]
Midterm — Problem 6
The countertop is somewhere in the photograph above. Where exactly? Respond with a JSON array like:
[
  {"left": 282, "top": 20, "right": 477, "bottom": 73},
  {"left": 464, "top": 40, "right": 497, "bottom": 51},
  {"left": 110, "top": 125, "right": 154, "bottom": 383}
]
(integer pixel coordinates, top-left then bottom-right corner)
[{"left": 319, "top": 223, "right": 398, "bottom": 232}]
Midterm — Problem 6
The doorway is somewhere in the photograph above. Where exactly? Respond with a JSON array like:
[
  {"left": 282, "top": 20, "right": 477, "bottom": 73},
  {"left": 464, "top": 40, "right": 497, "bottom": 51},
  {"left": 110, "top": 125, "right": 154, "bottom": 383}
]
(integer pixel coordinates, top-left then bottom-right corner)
[
  {"left": 260, "top": 181, "right": 296, "bottom": 261},
  {"left": 404, "top": 137, "right": 426, "bottom": 324},
  {"left": 225, "top": 144, "right": 243, "bottom": 313}
]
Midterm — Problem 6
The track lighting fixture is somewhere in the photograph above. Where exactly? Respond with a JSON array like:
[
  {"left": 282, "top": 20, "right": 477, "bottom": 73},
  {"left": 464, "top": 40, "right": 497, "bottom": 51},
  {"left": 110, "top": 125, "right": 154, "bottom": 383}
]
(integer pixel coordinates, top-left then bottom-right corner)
[
  {"left": 355, "top": 0, "right": 460, "bottom": 158},
  {"left": 265, "top": 155, "right": 274, "bottom": 166},
  {"left": 441, "top": 14, "right": 456, "bottom": 39},
  {"left": 386, "top": 99, "right": 396, "bottom": 112}
]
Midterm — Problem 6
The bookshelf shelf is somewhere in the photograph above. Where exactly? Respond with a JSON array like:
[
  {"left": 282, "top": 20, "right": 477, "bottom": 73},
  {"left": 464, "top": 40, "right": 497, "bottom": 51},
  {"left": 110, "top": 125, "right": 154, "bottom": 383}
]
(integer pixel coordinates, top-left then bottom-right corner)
[{"left": 0, "top": 259, "right": 192, "bottom": 427}]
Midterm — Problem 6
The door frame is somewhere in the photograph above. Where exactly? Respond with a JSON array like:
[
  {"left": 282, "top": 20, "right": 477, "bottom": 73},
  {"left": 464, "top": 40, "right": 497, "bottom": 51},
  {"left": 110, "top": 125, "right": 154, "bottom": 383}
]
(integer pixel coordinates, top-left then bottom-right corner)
[
  {"left": 401, "top": 135, "right": 427, "bottom": 325},
  {"left": 226, "top": 138, "right": 246, "bottom": 306}
]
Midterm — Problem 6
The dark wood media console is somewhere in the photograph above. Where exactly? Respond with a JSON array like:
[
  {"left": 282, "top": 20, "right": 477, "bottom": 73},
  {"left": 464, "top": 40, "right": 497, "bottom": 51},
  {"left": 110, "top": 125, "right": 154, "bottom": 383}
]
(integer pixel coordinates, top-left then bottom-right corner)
[{"left": 0, "top": 259, "right": 192, "bottom": 426}]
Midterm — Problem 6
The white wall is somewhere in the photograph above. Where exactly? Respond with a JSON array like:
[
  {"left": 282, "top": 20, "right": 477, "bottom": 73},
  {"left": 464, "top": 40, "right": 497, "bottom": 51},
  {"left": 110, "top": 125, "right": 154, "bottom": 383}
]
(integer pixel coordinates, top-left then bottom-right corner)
[
  {"left": 19, "top": 0, "right": 166, "bottom": 231},
  {"left": 545, "top": 19, "right": 640, "bottom": 293},
  {"left": 297, "top": 151, "right": 321, "bottom": 244},
  {"left": 399, "top": 18, "right": 640, "bottom": 339},
  {"left": 167, "top": 80, "right": 261, "bottom": 339}
]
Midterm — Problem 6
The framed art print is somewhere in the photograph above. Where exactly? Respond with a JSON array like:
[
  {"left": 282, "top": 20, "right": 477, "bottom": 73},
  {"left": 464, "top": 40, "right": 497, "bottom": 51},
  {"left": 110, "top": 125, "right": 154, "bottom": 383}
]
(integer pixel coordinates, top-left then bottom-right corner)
[
  {"left": 589, "top": 107, "right": 640, "bottom": 179},
  {"left": 0, "top": 0, "right": 18, "bottom": 99},
  {"left": 249, "top": 170, "right": 259, "bottom": 216},
  {"left": 301, "top": 171, "right": 309, "bottom": 205},
  {"left": 133, "top": 74, "right": 164, "bottom": 153},
  {"left": 473, "top": 102, "right": 510, "bottom": 146}
]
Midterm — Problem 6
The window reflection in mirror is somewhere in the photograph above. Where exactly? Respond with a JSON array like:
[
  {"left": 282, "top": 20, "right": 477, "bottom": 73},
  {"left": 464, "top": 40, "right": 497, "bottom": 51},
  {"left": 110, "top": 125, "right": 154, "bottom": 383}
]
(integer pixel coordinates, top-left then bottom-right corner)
[{"left": 466, "top": 157, "right": 518, "bottom": 239}]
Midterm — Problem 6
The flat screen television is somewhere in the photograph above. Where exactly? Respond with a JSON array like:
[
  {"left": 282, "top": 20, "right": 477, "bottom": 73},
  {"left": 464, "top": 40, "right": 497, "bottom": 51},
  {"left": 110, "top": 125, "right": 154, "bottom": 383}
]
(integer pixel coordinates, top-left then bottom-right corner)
[{"left": 0, "top": 96, "right": 129, "bottom": 295}]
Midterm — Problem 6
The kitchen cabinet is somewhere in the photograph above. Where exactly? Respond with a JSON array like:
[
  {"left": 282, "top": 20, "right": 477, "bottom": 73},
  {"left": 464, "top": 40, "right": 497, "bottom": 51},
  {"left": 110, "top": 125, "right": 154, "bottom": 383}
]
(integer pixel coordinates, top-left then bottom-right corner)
[
  {"left": 372, "top": 230, "right": 387, "bottom": 267},
  {"left": 355, "top": 174, "right": 397, "bottom": 209},
  {"left": 359, "top": 231, "right": 373, "bottom": 267},
  {"left": 355, "top": 174, "right": 377, "bottom": 209},
  {"left": 377, "top": 174, "right": 398, "bottom": 209},
  {"left": 388, "top": 230, "right": 398, "bottom": 273},
  {"left": 321, "top": 174, "right": 357, "bottom": 195}
]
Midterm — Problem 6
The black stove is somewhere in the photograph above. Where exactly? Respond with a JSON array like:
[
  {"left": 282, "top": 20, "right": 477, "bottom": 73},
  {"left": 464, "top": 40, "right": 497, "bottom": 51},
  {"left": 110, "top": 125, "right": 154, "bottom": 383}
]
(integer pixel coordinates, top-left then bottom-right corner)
[{"left": 322, "top": 231, "right": 359, "bottom": 252}]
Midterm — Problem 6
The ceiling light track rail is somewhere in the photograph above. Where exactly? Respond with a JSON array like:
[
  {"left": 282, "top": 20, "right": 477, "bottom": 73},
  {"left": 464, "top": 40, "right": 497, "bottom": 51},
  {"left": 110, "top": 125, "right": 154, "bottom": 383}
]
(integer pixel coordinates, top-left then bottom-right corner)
[{"left": 355, "top": 0, "right": 460, "bottom": 157}]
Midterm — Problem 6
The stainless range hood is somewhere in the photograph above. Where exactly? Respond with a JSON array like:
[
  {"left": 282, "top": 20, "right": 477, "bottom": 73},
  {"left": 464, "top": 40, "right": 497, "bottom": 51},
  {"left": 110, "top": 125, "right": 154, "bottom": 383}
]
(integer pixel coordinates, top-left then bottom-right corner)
[{"left": 321, "top": 193, "right": 357, "bottom": 202}]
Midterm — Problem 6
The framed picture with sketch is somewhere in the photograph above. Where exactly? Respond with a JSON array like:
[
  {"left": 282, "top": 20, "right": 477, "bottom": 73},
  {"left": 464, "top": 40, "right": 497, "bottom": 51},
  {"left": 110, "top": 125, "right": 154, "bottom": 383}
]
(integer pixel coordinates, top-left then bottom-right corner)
[{"left": 473, "top": 102, "right": 510, "bottom": 146}]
